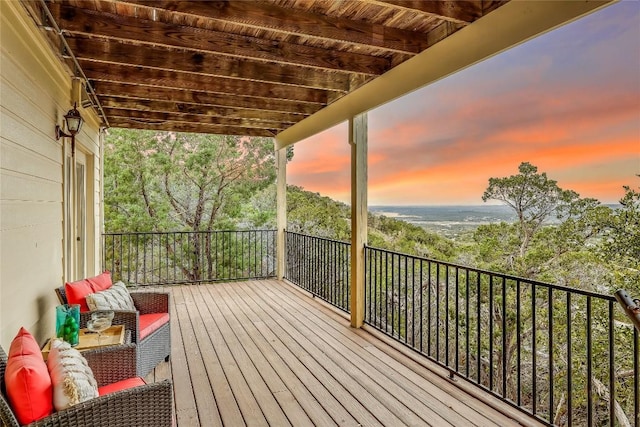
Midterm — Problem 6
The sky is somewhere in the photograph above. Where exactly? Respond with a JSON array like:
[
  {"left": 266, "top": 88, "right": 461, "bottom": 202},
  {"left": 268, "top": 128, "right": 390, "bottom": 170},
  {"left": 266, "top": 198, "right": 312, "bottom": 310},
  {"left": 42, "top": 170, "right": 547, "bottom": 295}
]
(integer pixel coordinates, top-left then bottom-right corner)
[{"left": 287, "top": 1, "right": 640, "bottom": 206}]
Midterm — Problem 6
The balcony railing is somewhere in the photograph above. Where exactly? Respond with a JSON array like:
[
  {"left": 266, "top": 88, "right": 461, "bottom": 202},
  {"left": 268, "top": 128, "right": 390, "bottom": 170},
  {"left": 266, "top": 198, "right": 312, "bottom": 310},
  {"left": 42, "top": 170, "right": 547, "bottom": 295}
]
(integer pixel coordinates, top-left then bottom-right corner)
[
  {"left": 284, "top": 231, "right": 351, "bottom": 312},
  {"left": 365, "top": 246, "right": 639, "bottom": 427},
  {"left": 104, "top": 230, "right": 638, "bottom": 426},
  {"left": 103, "top": 230, "right": 276, "bottom": 285}
]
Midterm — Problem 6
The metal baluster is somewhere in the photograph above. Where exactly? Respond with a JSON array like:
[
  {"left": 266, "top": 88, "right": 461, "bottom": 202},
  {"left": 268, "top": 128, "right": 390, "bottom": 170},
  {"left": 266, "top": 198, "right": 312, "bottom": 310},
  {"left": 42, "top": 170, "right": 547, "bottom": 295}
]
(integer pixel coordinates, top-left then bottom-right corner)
[
  {"left": 532, "top": 283, "right": 537, "bottom": 415},
  {"left": 466, "top": 269, "right": 470, "bottom": 377},
  {"left": 609, "top": 300, "right": 615, "bottom": 427},
  {"left": 587, "top": 296, "right": 593, "bottom": 426},
  {"left": 489, "top": 275, "right": 494, "bottom": 391},
  {"left": 548, "top": 286, "right": 554, "bottom": 422},
  {"left": 517, "top": 279, "right": 522, "bottom": 406},
  {"left": 502, "top": 277, "right": 507, "bottom": 398},
  {"left": 566, "top": 292, "right": 572, "bottom": 427}
]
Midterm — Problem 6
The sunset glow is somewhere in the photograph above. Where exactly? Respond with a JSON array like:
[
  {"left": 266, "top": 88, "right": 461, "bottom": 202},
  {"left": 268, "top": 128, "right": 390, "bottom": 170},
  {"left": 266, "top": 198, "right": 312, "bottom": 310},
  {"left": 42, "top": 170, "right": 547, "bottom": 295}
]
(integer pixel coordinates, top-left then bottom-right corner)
[{"left": 288, "top": 2, "right": 640, "bottom": 206}]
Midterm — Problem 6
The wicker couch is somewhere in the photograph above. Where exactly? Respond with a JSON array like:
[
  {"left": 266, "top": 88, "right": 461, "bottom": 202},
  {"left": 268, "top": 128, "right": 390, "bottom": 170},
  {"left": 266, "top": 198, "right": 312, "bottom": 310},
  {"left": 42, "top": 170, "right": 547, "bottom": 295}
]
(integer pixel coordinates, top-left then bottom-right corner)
[
  {"left": 56, "top": 287, "right": 171, "bottom": 378},
  {"left": 0, "top": 344, "right": 172, "bottom": 427}
]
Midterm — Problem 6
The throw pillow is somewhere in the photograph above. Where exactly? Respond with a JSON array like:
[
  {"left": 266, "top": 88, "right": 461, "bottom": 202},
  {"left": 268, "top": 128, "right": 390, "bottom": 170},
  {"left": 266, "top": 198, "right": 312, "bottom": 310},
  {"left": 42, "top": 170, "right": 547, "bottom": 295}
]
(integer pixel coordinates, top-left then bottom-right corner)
[
  {"left": 85, "top": 281, "right": 136, "bottom": 311},
  {"left": 64, "top": 279, "right": 93, "bottom": 312},
  {"left": 4, "top": 327, "right": 54, "bottom": 425},
  {"left": 86, "top": 271, "right": 112, "bottom": 292},
  {"left": 47, "top": 339, "right": 99, "bottom": 411},
  {"left": 65, "top": 272, "right": 113, "bottom": 312}
]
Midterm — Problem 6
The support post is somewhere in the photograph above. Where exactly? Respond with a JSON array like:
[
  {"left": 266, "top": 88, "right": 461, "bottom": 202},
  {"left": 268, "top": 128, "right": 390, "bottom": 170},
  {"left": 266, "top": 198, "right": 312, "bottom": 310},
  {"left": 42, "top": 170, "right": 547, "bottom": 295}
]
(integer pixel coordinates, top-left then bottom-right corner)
[
  {"left": 276, "top": 146, "right": 287, "bottom": 280},
  {"left": 350, "top": 113, "right": 367, "bottom": 328}
]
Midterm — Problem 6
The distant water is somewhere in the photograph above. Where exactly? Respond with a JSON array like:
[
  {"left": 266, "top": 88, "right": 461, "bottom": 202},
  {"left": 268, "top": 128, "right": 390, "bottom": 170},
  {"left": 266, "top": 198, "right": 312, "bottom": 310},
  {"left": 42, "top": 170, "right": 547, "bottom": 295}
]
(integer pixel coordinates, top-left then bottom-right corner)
[
  {"left": 370, "top": 204, "right": 620, "bottom": 238},
  {"left": 369, "top": 205, "right": 517, "bottom": 237}
]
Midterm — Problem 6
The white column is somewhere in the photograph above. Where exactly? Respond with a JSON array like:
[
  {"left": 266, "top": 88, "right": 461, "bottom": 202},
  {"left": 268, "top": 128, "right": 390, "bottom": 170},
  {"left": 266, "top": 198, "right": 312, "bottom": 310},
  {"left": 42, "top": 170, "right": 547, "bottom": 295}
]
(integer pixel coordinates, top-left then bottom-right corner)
[
  {"left": 276, "top": 146, "right": 287, "bottom": 280},
  {"left": 349, "top": 113, "right": 367, "bottom": 328}
]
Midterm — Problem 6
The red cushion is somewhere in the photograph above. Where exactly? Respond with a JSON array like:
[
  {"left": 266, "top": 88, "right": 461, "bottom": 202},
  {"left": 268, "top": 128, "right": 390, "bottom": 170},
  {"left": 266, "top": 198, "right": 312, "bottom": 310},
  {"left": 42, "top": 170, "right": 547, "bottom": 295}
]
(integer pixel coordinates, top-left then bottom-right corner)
[
  {"left": 98, "top": 377, "right": 146, "bottom": 396},
  {"left": 64, "top": 279, "right": 92, "bottom": 312},
  {"left": 4, "top": 328, "right": 54, "bottom": 425},
  {"left": 139, "top": 313, "right": 170, "bottom": 340},
  {"left": 65, "top": 272, "right": 113, "bottom": 312},
  {"left": 86, "top": 271, "right": 112, "bottom": 292}
]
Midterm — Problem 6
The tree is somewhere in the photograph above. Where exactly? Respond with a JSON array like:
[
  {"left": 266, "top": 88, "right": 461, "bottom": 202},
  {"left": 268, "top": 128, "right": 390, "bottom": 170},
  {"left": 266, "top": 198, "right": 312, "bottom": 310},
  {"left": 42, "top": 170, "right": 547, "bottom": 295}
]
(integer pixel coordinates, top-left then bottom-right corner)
[
  {"left": 104, "top": 129, "right": 276, "bottom": 281},
  {"left": 105, "top": 129, "right": 275, "bottom": 232},
  {"left": 598, "top": 178, "right": 640, "bottom": 291},
  {"left": 480, "top": 162, "right": 609, "bottom": 278},
  {"left": 483, "top": 162, "right": 576, "bottom": 257}
]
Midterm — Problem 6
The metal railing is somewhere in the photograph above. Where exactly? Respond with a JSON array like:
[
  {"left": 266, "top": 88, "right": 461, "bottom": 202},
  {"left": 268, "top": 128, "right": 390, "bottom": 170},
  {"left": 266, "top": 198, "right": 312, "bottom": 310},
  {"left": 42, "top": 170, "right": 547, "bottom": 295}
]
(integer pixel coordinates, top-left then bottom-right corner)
[
  {"left": 365, "top": 246, "right": 639, "bottom": 427},
  {"left": 103, "top": 230, "right": 276, "bottom": 285},
  {"left": 284, "top": 231, "right": 351, "bottom": 312}
]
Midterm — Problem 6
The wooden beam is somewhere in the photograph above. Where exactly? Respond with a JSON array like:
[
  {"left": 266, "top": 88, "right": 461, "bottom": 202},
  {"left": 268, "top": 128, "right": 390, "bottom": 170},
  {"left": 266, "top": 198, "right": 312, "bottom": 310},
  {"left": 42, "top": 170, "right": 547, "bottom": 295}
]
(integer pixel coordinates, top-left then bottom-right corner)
[
  {"left": 98, "top": 96, "right": 306, "bottom": 124},
  {"left": 79, "top": 60, "right": 329, "bottom": 104},
  {"left": 276, "top": 146, "right": 287, "bottom": 280},
  {"left": 91, "top": 81, "right": 321, "bottom": 115},
  {"left": 350, "top": 113, "right": 367, "bottom": 328},
  {"left": 66, "top": 37, "right": 350, "bottom": 92},
  {"left": 276, "top": 0, "right": 614, "bottom": 149},
  {"left": 369, "top": 0, "right": 486, "bottom": 24},
  {"left": 103, "top": 108, "right": 289, "bottom": 131},
  {"left": 49, "top": 3, "right": 390, "bottom": 75},
  {"left": 108, "top": 118, "right": 275, "bottom": 136},
  {"left": 124, "top": 0, "right": 437, "bottom": 54}
]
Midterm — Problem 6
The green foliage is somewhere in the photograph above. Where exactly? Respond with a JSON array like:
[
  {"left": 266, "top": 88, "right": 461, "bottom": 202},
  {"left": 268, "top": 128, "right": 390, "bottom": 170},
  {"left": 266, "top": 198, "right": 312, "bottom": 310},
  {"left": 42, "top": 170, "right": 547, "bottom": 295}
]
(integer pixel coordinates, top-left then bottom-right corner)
[
  {"left": 104, "top": 129, "right": 275, "bottom": 232},
  {"left": 286, "top": 186, "right": 351, "bottom": 240},
  {"left": 597, "top": 178, "right": 640, "bottom": 291}
]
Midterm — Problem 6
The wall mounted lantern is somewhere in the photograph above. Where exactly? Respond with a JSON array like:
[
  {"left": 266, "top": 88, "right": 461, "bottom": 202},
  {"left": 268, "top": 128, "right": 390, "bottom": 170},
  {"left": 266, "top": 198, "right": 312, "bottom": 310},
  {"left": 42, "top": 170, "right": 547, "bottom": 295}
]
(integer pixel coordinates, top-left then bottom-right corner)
[{"left": 55, "top": 102, "right": 83, "bottom": 141}]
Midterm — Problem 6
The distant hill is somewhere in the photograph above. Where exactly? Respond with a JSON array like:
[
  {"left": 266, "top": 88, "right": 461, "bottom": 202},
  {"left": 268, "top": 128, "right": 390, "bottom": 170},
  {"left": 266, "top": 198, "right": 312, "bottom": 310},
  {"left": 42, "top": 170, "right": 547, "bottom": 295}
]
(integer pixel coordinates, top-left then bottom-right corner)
[{"left": 286, "top": 186, "right": 457, "bottom": 261}]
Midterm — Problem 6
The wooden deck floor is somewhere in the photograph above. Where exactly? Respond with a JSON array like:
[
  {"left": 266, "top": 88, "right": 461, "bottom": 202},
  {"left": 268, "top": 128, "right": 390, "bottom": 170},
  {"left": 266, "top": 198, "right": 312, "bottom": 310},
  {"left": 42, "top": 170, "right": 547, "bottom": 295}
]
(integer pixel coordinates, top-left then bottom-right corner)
[{"left": 146, "top": 280, "right": 539, "bottom": 427}]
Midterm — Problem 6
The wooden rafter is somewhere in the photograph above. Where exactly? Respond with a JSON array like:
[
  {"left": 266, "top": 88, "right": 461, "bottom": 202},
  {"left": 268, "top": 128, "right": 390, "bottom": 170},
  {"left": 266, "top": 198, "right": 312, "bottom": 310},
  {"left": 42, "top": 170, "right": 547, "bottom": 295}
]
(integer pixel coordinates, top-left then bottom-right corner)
[
  {"left": 50, "top": 3, "right": 391, "bottom": 75},
  {"left": 66, "top": 37, "right": 351, "bottom": 92},
  {"left": 91, "top": 82, "right": 321, "bottom": 115},
  {"left": 25, "top": 0, "right": 513, "bottom": 136},
  {"left": 123, "top": 0, "right": 441, "bottom": 54}
]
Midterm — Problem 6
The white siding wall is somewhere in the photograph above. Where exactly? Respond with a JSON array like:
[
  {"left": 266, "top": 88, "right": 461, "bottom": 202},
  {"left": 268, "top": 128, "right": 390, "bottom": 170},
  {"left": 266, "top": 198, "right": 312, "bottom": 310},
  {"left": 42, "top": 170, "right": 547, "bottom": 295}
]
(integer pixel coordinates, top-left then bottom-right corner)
[{"left": 0, "top": 2, "right": 102, "bottom": 348}]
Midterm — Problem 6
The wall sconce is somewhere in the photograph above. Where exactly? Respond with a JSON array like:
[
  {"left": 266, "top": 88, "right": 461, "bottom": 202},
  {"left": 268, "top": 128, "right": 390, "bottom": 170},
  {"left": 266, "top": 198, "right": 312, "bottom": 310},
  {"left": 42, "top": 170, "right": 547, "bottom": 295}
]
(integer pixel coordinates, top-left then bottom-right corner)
[{"left": 55, "top": 102, "right": 83, "bottom": 140}]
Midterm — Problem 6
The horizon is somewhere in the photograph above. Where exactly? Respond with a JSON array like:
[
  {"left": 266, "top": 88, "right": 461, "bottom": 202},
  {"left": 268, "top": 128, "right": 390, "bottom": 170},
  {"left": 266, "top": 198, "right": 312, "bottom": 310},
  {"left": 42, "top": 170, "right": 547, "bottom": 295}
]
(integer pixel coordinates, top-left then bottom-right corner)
[{"left": 287, "top": 2, "right": 640, "bottom": 206}]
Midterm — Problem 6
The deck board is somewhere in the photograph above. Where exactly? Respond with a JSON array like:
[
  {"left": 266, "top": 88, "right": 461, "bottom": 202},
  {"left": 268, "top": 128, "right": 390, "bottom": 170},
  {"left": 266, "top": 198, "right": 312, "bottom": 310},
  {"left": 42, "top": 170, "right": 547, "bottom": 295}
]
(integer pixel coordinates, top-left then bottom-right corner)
[{"left": 147, "top": 280, "right": 542, "bottom": 427}]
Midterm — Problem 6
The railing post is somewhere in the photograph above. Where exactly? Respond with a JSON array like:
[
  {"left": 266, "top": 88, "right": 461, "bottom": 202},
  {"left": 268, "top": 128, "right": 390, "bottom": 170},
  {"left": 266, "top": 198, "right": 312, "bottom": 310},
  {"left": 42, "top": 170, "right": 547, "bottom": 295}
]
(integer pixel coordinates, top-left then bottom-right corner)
[
  {"left": 276, "top": 145, "right": 287, "bottom": 280},
  {"left": 350, "top": 113, "right": 367, "bottom": 328}
]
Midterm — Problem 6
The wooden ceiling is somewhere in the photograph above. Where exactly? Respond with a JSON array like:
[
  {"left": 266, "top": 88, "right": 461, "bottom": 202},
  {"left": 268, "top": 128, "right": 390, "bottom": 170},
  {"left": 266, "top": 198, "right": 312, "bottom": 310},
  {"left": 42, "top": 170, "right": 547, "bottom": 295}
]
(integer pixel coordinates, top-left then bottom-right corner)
[{"left": 25, "top": 0, "right": 510, "bottom": 137}]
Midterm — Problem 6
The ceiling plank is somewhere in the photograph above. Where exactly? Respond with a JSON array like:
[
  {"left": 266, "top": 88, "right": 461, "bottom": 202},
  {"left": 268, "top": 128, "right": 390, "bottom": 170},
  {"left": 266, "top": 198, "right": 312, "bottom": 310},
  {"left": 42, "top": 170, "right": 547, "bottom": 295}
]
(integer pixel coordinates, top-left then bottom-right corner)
[
  {"left": 99, "top": 96, "right": 306, "bottom": 123},
  {"left": 79, "top": 60, "right": 330, "bottom": 104},
  {"left": 123, "top": 0, "right": 437, "bottom": 54},
  {"left": 103, "top": 107, "right": 289, "bottom": 130},
  {"left": 91, "top": 81, "right": 321, "bottom": 115},
  {"left": 108, "top": 118, "right": 277, "bottom": 136},
  {"left": 369, "top": 1, "right": 484, "bottom": 24},
  {"left": 50, "top": 3, "right": 390, "bottom": 75},
  {"left": 66, "top": 37, "right": 350, "bottom": 92}
]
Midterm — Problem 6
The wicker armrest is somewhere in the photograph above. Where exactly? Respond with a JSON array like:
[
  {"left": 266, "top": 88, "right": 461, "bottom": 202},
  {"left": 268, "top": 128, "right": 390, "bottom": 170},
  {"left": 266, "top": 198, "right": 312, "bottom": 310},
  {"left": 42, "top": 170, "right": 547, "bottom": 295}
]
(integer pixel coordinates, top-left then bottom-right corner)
[
  {"left": 80, "top": 311, "right": 139, "bottom": 342},
  {"left": 130, "top": 292, "right": 170, "bottom": 315},
  {"left": 83, "top": 344, "right": 137, "bottom": 386},
  {"left": 30, "top": 380, "right": 173, "bottom": 427}
]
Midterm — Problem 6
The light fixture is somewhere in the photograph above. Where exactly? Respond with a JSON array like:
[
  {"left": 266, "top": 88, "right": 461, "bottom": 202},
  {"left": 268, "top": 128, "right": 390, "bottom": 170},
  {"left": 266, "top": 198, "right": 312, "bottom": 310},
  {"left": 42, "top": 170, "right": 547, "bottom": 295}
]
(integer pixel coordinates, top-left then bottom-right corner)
[{"left": 55, "top": 102, "right": 83, "bottom": 140}]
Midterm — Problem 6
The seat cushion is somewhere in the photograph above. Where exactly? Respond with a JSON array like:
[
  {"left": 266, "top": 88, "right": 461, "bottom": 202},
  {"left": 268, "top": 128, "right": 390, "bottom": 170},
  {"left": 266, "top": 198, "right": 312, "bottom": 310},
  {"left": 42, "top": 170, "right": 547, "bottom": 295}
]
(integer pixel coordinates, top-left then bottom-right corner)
[
  {"left": 47, "top": 339, "right": 99, "bottom": 411},
  {"left": 4, "top": 328, "right": 54, "bottom": 425},
  {"left": 98, "top": 377, "right": 146, "bottom": 396},
  {"left": 65, "top": 272, "right": 113, "bottom": 312},
  {"left": 139, "top": 313, "right": 170, "bottom": 340}
]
